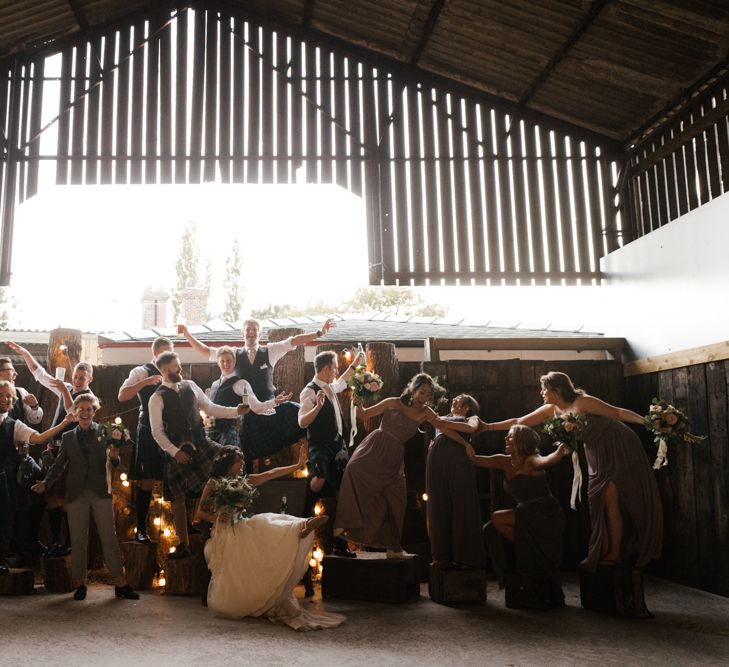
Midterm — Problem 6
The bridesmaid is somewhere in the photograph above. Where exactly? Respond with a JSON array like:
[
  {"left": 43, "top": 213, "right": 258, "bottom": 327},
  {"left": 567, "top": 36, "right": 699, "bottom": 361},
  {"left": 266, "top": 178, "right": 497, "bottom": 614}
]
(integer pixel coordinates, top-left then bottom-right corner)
[
  {"left": 425, "top": 394, "right": 486, "bottom": 569},
  {"left": 474, "top": 425, "right": 567, "bottom": 604},
  {"left": 334, "top": 373, "right": 471, "bottom": 558},
  {"left": 482, "top": 371, "right": 662, "bottom": 570}
]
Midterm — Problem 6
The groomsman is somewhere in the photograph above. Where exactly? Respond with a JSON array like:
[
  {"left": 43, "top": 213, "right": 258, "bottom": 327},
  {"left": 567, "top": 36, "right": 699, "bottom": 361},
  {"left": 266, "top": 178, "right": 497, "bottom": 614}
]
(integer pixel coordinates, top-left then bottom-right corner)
[
  {"left": 0, "top": 356, "right": 43, "bottom": 425},
  {"left": 182, "top": 318, "right": 336, "bottom": 463},
  {"left": 117, "top": 336, "right": 173, "bottom": 543},
  {"left": 148, "top": 351, "right": 248, "bottom": 558},
  {"left": 299, "top": 350, "right": 361, "bottom": 558}
]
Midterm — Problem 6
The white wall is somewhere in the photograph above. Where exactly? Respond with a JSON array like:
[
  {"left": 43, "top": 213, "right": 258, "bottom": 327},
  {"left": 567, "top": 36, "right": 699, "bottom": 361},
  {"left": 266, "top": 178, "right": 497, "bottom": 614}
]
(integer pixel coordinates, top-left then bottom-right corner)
[{"left": 600, "top": 192, "right": 729, "bottom": 360}]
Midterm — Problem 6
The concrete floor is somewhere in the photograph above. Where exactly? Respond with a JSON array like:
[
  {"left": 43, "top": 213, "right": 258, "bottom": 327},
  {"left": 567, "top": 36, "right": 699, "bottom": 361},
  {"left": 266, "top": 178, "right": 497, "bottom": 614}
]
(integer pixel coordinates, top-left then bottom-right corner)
[{"left": 2, "top": 573, "right": 728, "bottom": 666}]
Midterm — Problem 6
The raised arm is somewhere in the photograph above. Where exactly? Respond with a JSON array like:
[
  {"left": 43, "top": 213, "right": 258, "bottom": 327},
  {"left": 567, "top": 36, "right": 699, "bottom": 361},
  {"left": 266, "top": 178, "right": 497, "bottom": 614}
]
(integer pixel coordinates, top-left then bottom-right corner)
[
  {"left": 481, "top": 404, "right": 556, "bottom": 432},
  {"left": 575, "top": 394, "right": 644, "bottom": 425},
  {"left": 426, "top": 409, "right": 480, "bottom": 434},
  {"left": 527, "top": 443, "right": 570, "bottom": 471},
  {"left": 289, "top": 318, "right": 336, "bottom": 347},
  {"left": 472, "top": 453, "right": 511, "bottom": 470},
  {"left": 180, "top": 325, "right": 213, "bottom": 359},
  {"left": 356, "top": 396, "right": 401, "bottom": 420},
  {"left": 248, "top": 446, "right": 307, "bottom": 487},
  {"left": 28, "top": 413, "right": 75, "bottom": 446},
  {"left": 118, "top": 367, "right": 162, "bottom": 402},
  {"left": 6, "top": 340, "right": 40, "bottom": 373}
]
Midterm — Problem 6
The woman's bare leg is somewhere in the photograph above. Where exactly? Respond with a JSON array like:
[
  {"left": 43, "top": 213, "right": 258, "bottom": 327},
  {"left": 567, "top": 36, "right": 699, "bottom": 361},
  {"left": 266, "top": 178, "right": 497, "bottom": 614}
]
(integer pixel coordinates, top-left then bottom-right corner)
[
  {"left": 491, "top": 509, "right": 516, "bottom": 543},
  {"left": 600, "top": 481, "right": 622, "bottom": 564}
]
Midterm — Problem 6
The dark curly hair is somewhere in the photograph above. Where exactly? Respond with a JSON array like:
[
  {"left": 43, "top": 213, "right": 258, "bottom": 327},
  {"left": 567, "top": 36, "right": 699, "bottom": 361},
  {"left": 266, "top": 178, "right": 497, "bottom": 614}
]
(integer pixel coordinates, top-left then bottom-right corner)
[
  {"left": 210, "top": 445, "right": 244, "bottom": 477},
  {"left": 399, "top": 373, "right": 436, "bottom": 406}
]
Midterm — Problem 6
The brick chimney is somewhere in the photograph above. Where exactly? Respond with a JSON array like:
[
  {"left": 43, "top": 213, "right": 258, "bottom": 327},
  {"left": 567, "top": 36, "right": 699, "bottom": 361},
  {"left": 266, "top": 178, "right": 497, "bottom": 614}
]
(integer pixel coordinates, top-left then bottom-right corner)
[
  {"left": 141, "top": 288, "right": 169, "bottom": 328},
  {"left": 181, "top": 287, "right": 209, "bottom": 326}
]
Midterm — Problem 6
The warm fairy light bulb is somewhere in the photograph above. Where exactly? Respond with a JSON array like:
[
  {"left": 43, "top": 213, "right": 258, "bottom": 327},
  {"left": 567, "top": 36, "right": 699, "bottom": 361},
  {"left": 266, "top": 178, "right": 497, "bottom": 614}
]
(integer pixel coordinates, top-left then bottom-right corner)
[
  {"left": 421, "top": 493, "right": 428, "bottom": 501},
  {"left": 119, "top": 473, "right": 127, "bottom": 481},
  {"left": 158, "top": 577, "right": 166, "bottom": 587},
  {"left": 158, "top": 497, "right": 165, "bottom": 504},
  {"left": 114, "top": 417, "right": 122, "bottom": 425},
  {"left": 301, "top": 467, "right": 309, "bottom": 477},
  {"left": 309, "top": 558, "right": 317, "bottom": 568},
  {"left": 314, "top": 504, "right": 323, "bottom": 516},
  {"left": 133, "top": 527, "right": 137, "bottom": 534},
  {"left": 122, "top": 480, "right": 130, "bottom": 488},
  {"left": 199, "top": 410, "right": 205, "bottom": 419},
  {"left": 163, "top": 528, "right": 171, "bottom": 537},
  {"left": 59, "top": 345, "right": 67, "bottom": 352},
  {"left": 313, "top": 548, "right": 324, "bottom": 562},
  {"left": 153, "top": 517, "right": 162, "bottom": 526},
  {"left": 343, "top": 350, "right": 352, "bottom": 361},
  {"left": 169, "top": 546, "right": 176, "bottom": 554}
]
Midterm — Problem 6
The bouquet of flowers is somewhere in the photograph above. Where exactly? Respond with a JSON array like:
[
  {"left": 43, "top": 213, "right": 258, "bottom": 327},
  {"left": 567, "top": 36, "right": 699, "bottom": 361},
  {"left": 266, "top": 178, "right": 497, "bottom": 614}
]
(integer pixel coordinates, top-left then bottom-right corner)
[
  {"left": 348, "top": 366, "right": 384, "bottom": 401},
  {"left": 97, "top": 418, "right": 132, "bottom": 494},
  {"left": 204, "top": 474, "right": 259, "bottom": 526},
  {"left": 542, "top": 412, "right": 587, "bottom": 453},
  {"left": 543, "top": 412, "right": 587, "bottom": 510},
  {"left": 644, "top": 398, "right": 705, "bottom": 469}
]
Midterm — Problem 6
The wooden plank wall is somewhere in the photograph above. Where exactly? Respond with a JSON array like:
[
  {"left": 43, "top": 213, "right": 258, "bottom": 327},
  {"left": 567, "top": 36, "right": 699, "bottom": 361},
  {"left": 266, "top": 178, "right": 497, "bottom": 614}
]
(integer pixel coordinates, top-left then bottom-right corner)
[
  {"left": 625, "top": 79, "right": 729, "bottom": 241},
  {"left": 625, "top": 361, "right": 729, "bottom": 597},
  {"left": 3, "top": 6, "right": 617, "bottom": 288}
]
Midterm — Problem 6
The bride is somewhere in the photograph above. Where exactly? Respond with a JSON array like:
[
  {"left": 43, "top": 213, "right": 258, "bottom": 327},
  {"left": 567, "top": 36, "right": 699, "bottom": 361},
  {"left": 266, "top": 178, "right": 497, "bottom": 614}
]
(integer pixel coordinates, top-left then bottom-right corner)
[{"left": 195, "top": 445, "right": 345, "bottom": 631}]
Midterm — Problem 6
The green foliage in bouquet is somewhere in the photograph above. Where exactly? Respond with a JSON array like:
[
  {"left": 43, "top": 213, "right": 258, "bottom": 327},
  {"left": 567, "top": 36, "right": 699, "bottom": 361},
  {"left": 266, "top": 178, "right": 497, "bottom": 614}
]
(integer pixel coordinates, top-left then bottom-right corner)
[
  {"left": 644, "top": 398, "right": 705, "bottom": 446},
  {"left": 348, "top": 366, "right": 384, "bottom": 401},
  {"left": 542, "top": 412, "right": 587, "bottom": 453},
  {"left": 205, "top": 474, "right": 259, "bottom": 526},
  {"left": 96, "top": 420, "right": 132, "bottom": 448}
]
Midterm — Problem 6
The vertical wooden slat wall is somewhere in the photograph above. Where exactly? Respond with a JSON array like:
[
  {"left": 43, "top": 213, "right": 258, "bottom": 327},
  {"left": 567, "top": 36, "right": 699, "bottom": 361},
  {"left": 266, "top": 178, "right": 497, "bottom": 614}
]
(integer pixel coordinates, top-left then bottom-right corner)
[
  {"left": 9, "top": 7, "right": 622, "bottom": 286},
  {"left": 625, "top": 78, "right": 729, "bottom": 239}
]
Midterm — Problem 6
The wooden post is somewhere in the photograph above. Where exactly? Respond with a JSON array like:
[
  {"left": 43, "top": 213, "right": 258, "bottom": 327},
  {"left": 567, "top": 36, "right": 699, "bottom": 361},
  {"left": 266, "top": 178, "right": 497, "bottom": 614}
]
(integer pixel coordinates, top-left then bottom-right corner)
[
  {"left": 48, "top": 328, "right": 83, "bottom": 378},
  {"left": 366, "top": 342, "right": 399, "bottom": 398}
]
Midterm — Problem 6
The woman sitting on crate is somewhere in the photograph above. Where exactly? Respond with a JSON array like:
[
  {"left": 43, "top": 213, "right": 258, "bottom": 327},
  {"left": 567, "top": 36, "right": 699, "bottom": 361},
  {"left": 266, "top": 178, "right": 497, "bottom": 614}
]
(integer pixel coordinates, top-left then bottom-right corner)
[
  {"left": 475, "top": 425, "right": 567, "bottom": 607},
  {"left": 195, "top": 444, "right": 345, "bottom": 632}
]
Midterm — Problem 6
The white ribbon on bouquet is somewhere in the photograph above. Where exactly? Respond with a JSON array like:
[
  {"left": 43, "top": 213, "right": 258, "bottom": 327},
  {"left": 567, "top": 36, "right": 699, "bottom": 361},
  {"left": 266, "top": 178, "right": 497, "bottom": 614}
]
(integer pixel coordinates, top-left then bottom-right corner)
[
  {"left": 569, "top": 449, "right": 582, "bottom": 510},
  {"left": 349, "top": 401, "right": 358, "bottom": 448},
  {"left": 653, "top": 438, "right": 668, "bottom": 470}
]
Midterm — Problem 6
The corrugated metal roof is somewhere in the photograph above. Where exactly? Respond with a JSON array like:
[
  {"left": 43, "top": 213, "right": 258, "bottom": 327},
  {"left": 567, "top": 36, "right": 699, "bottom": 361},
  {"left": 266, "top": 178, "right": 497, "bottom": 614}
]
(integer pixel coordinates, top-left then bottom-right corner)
[{"left": 1, "top": 1, "right": 727, "bottom": 144}]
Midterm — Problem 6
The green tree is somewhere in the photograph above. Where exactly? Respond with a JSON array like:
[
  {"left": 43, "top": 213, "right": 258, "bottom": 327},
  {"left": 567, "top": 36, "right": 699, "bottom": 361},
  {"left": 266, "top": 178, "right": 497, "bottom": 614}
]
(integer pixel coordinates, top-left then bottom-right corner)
[
  {"left": 344, "top": 286, "right": 446, "bottom": 317},
  {"left": 222, "top": 239, "right": 244, "bottom": 322},
  {"left": 171, "top": 222, "right": 212, "bottom": 321},
  {"left": 0, "top": 287, "right": 10, "bottom": 330}
]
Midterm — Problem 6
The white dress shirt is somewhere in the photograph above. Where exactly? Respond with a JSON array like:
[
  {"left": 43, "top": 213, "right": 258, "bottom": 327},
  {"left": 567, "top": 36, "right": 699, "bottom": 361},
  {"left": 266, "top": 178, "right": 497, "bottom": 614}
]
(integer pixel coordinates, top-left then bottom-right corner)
[
  {"left": 119, "top": 363, "right": 157, "bottom": 391},
  {"left": 15, "top": 387, "right": 43, "bottom": 424},
  {"left": 216, "top": 373, "right": 277, "bottom": 415},
  {"left": 1, "top": 412, "right": 41, "bottom": 443},
  {"left": 148, "top": 380, "right": 239, "bottom": 456},
  {"left": 298, "top": 376, "right": 348, "bottom": 436},
  {"left": 207, "top": 337, "right": 295, "bottom": 368}
]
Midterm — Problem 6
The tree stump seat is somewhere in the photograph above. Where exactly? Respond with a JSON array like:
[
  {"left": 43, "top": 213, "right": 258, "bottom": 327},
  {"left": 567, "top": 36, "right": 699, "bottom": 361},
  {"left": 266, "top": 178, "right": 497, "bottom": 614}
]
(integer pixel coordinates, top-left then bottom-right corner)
[
  {"left": 164, "top": 553, "right": 208, "bottom": 596},
  {"left": 122, "top": 541, "right": 158, "bottom": 590},
  {"left": 42, "top": 555, "right": 74, "bottom": 593},
  {"left": 428, "top": 562, "right": 486, "bottom": 605},
  {"left": 579, "top": 563, "right": 652, "bottom": 618},
  {"left": 321, "top": 552, "right": 420, "bottom": 603},
  {"left": 504, "top": 571, "right": 553, "bottom": 610},
  {"left": 0, "top": 567, "right": 35, "bottom": 595}
]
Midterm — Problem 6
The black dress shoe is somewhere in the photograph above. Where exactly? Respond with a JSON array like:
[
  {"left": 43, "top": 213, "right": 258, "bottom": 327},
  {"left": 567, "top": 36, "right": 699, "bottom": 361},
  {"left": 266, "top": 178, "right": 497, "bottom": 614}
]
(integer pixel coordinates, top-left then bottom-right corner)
[
  {"left": 135, "top": 532, "right": 152, "bottom": 544},
  {"left": 115, "top": 584, "right": 139, "bottom": 600},
  {"left": 73, "top": 585, "right": 87, "bottom": 600},
  {"left": 167, "top": 545, "right": 191, "bottom": 560}
]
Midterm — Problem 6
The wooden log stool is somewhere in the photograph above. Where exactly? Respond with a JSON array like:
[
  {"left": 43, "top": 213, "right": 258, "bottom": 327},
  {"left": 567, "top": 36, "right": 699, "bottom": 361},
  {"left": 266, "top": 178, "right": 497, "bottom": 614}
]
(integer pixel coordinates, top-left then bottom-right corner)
[
  {"left": 321, "top": 552, "right": 420, "bottom": 603},
  {"left": 428, "top": 562, "right": 486, "bottom": 605},
  {"left": 164, "top": 551, "right": 209, "bottom": 596},
  {"left": 579, "top": 564, "right": 652, "bottom": 618},
  {"left": 504, "top": 572, "right": 552, "bottom": 610},
  {"left": 0, "top": 567, "right": 35, "bottom": 595},
  {"left": 42, "top": 555, "right": 74, "bottom": 593},
  {"left": 121, "top": 541, "right": 158, "bottom": 590}
]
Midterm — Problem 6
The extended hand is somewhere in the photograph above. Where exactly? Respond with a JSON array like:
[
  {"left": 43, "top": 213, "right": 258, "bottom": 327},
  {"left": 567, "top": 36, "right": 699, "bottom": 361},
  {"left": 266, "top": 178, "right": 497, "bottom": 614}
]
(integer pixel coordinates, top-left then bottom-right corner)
[
  {"left": 465, "top": 443, "right": 476, "bottom": 462},
  {"left": 275, "top": 391, "right": 293, "bottom": 405},
  {"left": 49, "top": 378, "right": 67, "bottom": 392},
  {"left": 174, "top": 450, "right": 191, "bottom": 464},
  {"left": 146, "top": 375, "right": 163, "bottom": 387},
  {"left": 31, "top": 481, "right": 46, "bottom": 495},
  {"left": 315, "top": 391, "right": 326, "bottom": 409},
  {"left": 320, "top": 318, "right": 336, "bottom": 335}
]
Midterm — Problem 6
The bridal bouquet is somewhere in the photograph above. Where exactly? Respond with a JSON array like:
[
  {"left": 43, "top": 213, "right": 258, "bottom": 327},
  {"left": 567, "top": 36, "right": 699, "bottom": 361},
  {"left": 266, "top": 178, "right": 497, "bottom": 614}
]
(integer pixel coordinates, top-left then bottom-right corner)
[
  {"left": 348, "top": 366, "right": 384, "bottom": 401},
  {"left": 543, "top": 412, "right": 587, "bottom": 510},
  {"left": 97, "top": 418, "right": 132, "bottom": 494},
  {"left": 644, "top": 398, "right": 705, "bottom": 469},
  {"left": 542, "top": 412, "right": 587, "bottom": 453},
  {"left": 205, "top": 474, "right": 259, "bottom": 526}
]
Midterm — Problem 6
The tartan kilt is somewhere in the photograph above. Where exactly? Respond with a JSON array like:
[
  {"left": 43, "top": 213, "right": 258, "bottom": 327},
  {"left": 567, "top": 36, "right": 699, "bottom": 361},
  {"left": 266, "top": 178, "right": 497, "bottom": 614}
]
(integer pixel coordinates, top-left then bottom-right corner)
[
  {"left": 163, "top": 437, "right": 223, "bottom": 499},
  {"left": 129, "top": 423, "right": 165, "bottom": 481},
  {"left": 208, "top": 423, "right": 240, "bottom": 447},
  {"left": 240, "top": 401, "right": 305, "bottom": 460}
]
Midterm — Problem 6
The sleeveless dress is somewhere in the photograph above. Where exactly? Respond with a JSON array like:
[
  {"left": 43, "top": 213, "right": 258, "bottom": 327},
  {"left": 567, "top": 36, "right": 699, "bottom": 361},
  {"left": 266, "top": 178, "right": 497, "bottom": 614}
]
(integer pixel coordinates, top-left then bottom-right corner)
[
  {"left": 204, "top": 512, "right": 345, "bottom": 631},
  {"left": 334, "top": 409, "right": 421, "bottom": 550},
  {"left": 426, "top": 416, "right": 486, "bottom": 567},
  {"left": 581, "top": 413, "right": 663, "bottom": 570},
  {"left": 484, "top": 474, "right": 565, "bottom": 605}
]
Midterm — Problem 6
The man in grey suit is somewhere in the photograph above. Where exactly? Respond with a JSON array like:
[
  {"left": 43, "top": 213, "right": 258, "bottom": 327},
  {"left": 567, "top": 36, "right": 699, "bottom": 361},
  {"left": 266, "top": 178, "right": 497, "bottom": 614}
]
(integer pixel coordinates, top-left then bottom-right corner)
[{"left": 32, "top": 393, "right": 138, "bottom": 601}]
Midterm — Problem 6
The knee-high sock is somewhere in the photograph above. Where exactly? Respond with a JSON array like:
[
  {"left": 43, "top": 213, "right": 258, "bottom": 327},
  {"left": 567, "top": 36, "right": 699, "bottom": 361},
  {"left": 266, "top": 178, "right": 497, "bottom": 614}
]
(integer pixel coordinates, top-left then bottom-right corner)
[
  {"left": 48, "top": 506, "right": 64, "bottom": 545},
  {"left": 135, "top": 488, "right": 153, "bottom": 533},
  {"left": 171, "top": 499, "right": 189, "bottom": 547}
]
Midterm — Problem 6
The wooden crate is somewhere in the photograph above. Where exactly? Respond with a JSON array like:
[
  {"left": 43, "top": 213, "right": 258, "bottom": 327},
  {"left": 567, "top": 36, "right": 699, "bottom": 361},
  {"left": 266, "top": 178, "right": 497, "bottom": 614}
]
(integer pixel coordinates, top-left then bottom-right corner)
[
  {"left": 322, "top": 552, "right": 420, "bottom": 603},
  {"left": 428, "top": 563, "right": 486, "bottom": 605},
  {"left": 0, "top": 568, "right": 35, "bottom": 595},
  {"left": 42, "top": 555, "right": 74, "bottom": 593},
  {"left": 579, "top": 564, "right": 652, "bottom": 618},
  {"left": 122, "top": 541, "right": 158, "bottom": 590}
]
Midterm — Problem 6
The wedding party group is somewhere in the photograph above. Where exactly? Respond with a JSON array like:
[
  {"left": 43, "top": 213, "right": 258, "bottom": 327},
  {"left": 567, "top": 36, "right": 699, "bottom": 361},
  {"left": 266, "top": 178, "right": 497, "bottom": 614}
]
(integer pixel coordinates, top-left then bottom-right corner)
[{"left": 0, "top": 318, "right": 664, "bottom": 631}]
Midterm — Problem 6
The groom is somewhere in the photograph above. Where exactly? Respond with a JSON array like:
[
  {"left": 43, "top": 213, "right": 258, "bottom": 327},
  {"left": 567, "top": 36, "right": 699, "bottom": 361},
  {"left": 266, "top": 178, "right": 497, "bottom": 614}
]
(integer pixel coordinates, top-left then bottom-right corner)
[{"left": 298, "top": 350, "right": 361, "bottom": 558}]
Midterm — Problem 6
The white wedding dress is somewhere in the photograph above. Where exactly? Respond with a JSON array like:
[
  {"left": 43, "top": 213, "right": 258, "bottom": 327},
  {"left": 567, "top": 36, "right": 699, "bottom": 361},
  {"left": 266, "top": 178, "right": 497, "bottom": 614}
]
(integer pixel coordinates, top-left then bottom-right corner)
[{"left": 204, "top": 512, "right": 345, "bottom": 631}]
